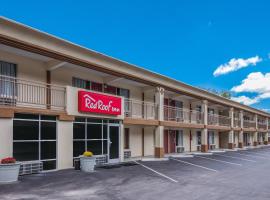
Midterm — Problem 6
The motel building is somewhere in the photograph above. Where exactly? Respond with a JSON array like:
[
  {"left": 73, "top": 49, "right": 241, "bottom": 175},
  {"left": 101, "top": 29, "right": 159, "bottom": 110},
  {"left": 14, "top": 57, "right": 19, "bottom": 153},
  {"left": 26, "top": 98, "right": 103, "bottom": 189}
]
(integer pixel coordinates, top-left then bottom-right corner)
[{"left": 0, "top": 17, "right": 269, "bottom": 172}]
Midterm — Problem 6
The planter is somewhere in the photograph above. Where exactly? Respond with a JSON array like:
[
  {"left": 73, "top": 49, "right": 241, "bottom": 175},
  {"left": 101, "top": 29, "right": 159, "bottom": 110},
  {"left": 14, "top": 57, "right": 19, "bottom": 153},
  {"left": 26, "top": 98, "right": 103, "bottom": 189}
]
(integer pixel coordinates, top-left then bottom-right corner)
[
  {"left": 80, "top": 156, "right": 96, "bottom": 172},
  {"left": 0, "top": 163, "right": 21, "bottom": 183}
]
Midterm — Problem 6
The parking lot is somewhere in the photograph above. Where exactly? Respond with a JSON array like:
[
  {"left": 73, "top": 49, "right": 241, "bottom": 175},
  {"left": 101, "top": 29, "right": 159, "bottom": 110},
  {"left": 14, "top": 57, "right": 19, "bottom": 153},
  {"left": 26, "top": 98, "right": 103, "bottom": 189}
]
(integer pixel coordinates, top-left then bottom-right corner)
[{"left": 1, "top": 146, "right": 270, "bottom": 200}]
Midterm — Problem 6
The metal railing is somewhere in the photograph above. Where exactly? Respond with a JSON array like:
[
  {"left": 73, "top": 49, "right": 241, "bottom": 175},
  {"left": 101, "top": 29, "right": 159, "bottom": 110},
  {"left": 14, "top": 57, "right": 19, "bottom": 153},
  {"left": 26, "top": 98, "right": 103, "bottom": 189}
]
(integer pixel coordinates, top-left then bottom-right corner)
[
  {"left": 258, "top": 122, "right": 267, "bottom": 130},
  {"left": 0, "top": 75, "right": 66, "bottom": 110},
  {"left": 243, "top": 120, "right": 256, "bottom": 129},
  {"left": 234, "top": 118, "right": 241, "bottom": 128},
  {"left": 208, "top": 113, "right": 231, "bottom": 127},
  {"left": 124, "top": 99, "right": 158, "bottom": 120},
  {"left": 164, "top": 105, "right": 204, "bottom": 124}
]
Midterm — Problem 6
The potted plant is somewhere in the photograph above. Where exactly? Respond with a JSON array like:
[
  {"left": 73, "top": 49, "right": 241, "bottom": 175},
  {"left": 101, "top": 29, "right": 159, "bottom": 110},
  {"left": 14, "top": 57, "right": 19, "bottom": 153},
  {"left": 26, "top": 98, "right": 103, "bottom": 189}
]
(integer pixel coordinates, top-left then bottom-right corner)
[
  {"left": 80, "top": 151, "right": 96, "bottom": 172},
  {"left": 0, "top": 157, "right": 21, "bottom": 183}
]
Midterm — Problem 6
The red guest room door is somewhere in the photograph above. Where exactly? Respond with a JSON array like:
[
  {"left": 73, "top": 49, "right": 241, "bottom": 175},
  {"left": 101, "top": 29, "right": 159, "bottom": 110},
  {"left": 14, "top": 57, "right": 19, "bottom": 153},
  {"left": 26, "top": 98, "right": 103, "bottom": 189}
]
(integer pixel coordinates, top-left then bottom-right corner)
[{"left": 169, "top": 130, "right": 176, "bottom": 153}]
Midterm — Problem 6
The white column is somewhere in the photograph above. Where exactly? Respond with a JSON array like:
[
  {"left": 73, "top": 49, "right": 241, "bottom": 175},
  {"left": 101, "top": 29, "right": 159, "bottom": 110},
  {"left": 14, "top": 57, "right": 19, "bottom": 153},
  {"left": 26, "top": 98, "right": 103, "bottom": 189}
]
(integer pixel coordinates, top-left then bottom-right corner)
[
  {"left": 201, "top": 100, "right": 208, "bottom": 152},
  {"left": 254, "top": 114, "right": 258, "bottom": 146},
  {"left": 265, "top": 118, "right": 269, "bottom": 145},
  {"left": 120, "top": 121, "right": 125, "bottom": 162},
  {"left": 0, "top": 118, "right": 13, "bottom": 158},
  {"left": 228, "top": 108, "right": 234, "bottom": 149},
  {"left": 57, "top": 120, "right": 73, "bottom": 170},
  {"left": 239, "top": 110, "right": 244, "bottom": 148},
  {"left": 155, "top": 87, "right": 164, "bottom": 121},
  {"left": 154, "top": 87, "right": 165, "bottom": 157}
]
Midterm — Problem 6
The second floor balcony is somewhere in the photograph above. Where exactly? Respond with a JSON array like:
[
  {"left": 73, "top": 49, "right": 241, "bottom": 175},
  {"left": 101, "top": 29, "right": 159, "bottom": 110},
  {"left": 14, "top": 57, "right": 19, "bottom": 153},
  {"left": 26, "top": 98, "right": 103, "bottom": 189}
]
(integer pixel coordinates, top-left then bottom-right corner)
[
  {"left": 258, "top": 121, "right": 267, "bottom": 130},
  {"left": 243, "top": 119, "right": 256, "bottom": 129},
  {"left": 163, "top": 105, "right": 204, "bottom": 124},
  {"left": 208, "top": 113, "right": 231, "bottom": 127},
  {"left": 124, "top": 99, "right": 158, "bottom": 120},
  {"left": 0, "top": 75, "right": 66, "bottom": 111}
]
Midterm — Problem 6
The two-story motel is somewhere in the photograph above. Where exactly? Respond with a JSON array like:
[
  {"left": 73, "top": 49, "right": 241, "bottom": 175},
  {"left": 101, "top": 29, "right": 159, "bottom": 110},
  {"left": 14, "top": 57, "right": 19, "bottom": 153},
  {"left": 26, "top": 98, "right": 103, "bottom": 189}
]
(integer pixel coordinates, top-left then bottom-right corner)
[{"left": 0, "top": 17, "right": 269, "bottom": 171}]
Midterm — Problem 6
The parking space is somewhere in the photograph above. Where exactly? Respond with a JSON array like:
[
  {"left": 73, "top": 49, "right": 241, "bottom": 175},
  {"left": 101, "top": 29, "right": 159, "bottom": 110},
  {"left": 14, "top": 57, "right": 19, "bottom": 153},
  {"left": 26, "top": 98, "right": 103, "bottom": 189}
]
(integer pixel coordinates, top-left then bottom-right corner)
[{"left": 1, "top": 146, "right": 270, "bottom": 200}]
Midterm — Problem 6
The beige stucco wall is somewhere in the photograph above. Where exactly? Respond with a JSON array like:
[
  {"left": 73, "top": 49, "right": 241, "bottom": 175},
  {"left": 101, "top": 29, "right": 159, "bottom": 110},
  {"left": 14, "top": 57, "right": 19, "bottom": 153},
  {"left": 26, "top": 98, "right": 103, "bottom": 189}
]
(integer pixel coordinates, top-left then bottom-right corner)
[
  {"left": 125, "top": 125, "right": 143, "bottom": 157},
  {"left": 57, "top": 121, "right": 73, "bottom": 170},
  {"left": 0, "top": 50, "right": 47, "bottom": 82},
  {"left": 143, "top": 127, "right": 155, "bottom": 156},
  {"left": 0, "top": 118, "right": 13, "bottom": 159}
]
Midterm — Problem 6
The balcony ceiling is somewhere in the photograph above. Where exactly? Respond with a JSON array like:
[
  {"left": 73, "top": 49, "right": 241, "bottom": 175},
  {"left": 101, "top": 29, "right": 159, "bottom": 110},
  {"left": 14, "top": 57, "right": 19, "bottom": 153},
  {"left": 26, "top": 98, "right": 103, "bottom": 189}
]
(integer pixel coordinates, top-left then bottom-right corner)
[{"left": 0, "top": 44, "right": 52, "bottom": 62}]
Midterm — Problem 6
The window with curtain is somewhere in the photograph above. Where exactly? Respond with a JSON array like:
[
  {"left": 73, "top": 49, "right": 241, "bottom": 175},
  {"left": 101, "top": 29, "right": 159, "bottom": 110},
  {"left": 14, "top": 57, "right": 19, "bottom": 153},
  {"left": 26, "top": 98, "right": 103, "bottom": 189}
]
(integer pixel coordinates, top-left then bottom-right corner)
[
  {"left": 0, "top": 61, "right": 17, "bottom": 99},
  {"left": 72, "top": 77, "right": 90, "bottom": 89},
  {"left": 175, "top": 100, "right": 183, "bottom": 121},
  {"left": 104, "top": 85, "right": 117, "bottom": 95},
  {"left": 208, "top": 131, "right": 215, "bottom": 145},
  {"left": 91, "top": 82, "right": 103, "bottom": 92},
  {"left": 196, "top": 131, "right": 201, "bottom": 145},
  {"left": 176, "top": 130, "right": 184, "bottom": 147}
]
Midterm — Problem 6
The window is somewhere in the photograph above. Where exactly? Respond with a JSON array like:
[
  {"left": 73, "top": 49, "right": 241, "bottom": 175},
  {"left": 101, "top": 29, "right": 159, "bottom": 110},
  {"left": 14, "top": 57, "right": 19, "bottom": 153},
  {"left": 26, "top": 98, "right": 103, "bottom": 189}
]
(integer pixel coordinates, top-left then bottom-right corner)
[
  {"left": 124, "top": 128, "right": 130, "bottom": 149},
  {"left": 175, "top": 101, "right": 183, "bottom": 121},
  {"left": 208, "top": 131, "right": 215, "bottom": 145},
  {"left": 176, "top": 130, "right": 183, "bottom": 147},
  {"left": 91, "top": 82, "right": 103, "bottom": 92},
  {"left": 0, "top": 61, "right": 17, "bottom": 101},
  {"left": 73, "top": 118, "right": 119, "bottom": 158},
  {"left": 196, "top": 131, "right": 201, "bottom": 145},
  {"left": 104, "top": 85, "right": 117, "bottom": 95},
  {"left": 117, "top": 88, "right": 130, "bottom": 99},
  {"left": 13, "top": 114, "right": 57, "bottom": 170},
  {"left": 208, "top": 108, "right": 215, "bottom": 115},
  {"left": 72, "top": 77, "right": 90, "bottom": 89}
]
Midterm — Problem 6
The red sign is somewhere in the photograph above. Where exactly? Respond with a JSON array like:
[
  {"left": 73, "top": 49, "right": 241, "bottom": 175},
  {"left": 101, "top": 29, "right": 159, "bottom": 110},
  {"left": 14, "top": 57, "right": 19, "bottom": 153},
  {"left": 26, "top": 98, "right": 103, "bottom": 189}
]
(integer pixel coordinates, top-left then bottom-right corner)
[{"left": 78, "top": 90, "right": 122, "bottom": 115}]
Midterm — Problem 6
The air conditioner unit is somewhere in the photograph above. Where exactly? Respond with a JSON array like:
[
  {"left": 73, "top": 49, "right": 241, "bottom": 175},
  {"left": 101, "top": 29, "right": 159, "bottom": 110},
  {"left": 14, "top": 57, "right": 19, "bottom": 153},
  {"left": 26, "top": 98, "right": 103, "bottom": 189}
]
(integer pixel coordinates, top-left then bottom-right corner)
[
  {"left": 197, "top": 145, "right": 201, "bottom": 151},
  {"left": 209, "top": 144, "right": 216, "bottom": 150},
  {"left": 176, "top": 146, "right": 185, "bottom": 153}
]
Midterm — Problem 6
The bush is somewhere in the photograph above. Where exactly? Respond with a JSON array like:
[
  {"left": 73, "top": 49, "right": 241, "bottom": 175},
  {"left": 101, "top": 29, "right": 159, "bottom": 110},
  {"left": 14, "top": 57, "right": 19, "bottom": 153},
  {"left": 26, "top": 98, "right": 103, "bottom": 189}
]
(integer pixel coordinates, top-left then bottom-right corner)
[{"left": 1, "top": 157, "right": 16, "bottom": 164}]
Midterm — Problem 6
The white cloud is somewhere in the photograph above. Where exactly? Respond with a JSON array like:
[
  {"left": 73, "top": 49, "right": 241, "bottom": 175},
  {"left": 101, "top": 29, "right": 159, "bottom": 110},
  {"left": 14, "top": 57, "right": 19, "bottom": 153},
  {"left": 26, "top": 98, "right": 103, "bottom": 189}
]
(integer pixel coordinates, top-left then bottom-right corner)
[
  {"left": 231, "top": 96, "right": 260, "bottom": 106},
  {"left": 231, "top": 72, "right": 270, "bottom": 105},
  {"left": 231, "top": 72, "right": 270, "bottom": 93},
  {"left": 213, "top": 56, "right": 262, "bottom": 77}
]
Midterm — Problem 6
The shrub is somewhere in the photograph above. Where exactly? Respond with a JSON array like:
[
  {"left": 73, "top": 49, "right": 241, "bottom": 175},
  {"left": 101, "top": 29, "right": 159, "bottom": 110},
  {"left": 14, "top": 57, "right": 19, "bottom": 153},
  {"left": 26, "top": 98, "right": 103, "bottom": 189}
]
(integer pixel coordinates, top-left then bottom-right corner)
[
  {"left": 83, "top": 151, "right": 93, "bottom": 157},
  {"left": 1, "top": 157, "right": 16, "bottom": 164}
]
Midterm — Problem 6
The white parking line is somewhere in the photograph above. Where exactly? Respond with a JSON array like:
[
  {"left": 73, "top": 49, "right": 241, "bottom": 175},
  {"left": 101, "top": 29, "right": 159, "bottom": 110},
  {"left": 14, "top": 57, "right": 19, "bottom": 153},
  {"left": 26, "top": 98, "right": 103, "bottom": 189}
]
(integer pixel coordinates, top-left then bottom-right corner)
[
  {"left": 170, "top": 158, "right": 218, "bottom": 172},
  {"left": 244, "top": 151, "right": 270, "bottom": 156},
  {"left": 215, "top": 154, "right": 256, "bottom": 162},
  {"left": 232, "top": 152, "right": 268, "bottom": 159},
  {"left": 133, "top": 161, "right": 178, "bottom": 183},
  {"left": 195, "top": 155, "right": 242, "bottom": 166}
]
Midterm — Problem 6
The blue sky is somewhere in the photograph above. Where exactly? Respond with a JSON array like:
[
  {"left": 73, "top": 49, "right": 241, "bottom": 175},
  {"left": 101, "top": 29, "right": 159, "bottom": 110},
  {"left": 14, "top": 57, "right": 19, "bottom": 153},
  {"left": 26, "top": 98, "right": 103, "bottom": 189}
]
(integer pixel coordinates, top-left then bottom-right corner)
[{"left": 1, "top": 0, "right": 270, "bottom": 111}]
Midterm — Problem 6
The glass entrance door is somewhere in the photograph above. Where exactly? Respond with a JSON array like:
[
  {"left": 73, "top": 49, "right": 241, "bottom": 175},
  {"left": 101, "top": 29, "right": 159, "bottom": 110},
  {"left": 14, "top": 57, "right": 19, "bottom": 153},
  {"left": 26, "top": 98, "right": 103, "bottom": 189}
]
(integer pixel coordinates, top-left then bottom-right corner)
[{"left": 108, "top": 125, "right": 120, "bottom": 163}]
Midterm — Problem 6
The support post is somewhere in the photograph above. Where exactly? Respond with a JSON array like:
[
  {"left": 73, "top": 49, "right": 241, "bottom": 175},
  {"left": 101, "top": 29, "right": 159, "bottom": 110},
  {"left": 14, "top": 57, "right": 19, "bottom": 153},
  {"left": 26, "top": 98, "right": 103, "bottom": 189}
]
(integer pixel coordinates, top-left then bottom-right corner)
[
  {"left": 239, "top": 110, "right": 244, "bottom": 148},
  {"left": 154, "top": 87, "right": 165, "bottom": 157},
  {"left": 228, "top": 108, "right": 234, "bottom": 149},
  {"left": 254, "top": 114, "right": 258, "bottom": 146},
  {"left": 201, "top": 100, "right": 208, "bottom": 152},
  {"left": 264, "top": 118, "right": 269, "bottom": 145}
]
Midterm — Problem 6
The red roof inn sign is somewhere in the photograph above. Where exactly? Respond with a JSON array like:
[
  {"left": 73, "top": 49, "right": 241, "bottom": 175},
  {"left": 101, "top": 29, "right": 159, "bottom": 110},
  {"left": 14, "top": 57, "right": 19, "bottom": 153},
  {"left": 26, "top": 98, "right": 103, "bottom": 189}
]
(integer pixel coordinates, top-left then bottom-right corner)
[{"left": 78, "top": 91, "right": 122, "bottom": 115}]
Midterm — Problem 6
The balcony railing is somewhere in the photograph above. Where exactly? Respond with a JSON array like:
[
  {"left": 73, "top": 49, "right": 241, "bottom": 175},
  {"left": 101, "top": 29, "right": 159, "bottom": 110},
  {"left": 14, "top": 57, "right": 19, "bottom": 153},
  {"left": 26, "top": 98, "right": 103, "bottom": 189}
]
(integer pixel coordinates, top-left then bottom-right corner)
[
  {"left": 164, "top": 105, "right": 204, "bottom": 124},
  {"left": 0, "top": 75, "right": 66, "bottom": 111},
  {"left": 208, "top": 113, "right": 231, "bottom": 127},
  {"left": 234, "top": 118, "right": 241, "bottom": 128},
  {"left": 258, "top": 122, "right": 267, "bottom": 130},
  {"left": 243, "top": 120, "right": 256, "bottom": 129},
  {"left": 124, "top": 99, "right": 158, "bottom": 120}
]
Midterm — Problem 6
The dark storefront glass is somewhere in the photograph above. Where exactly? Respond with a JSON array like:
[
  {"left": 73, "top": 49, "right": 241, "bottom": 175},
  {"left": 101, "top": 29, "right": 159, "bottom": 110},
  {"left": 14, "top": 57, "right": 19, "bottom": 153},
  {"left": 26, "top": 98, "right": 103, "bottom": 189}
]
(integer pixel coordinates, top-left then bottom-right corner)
[
  {"left": 13, "top": 142, "right": 39, "bottom": 161},
  {"left": 13, "top": 120, "right": 39, "bottom": 140},
  {"left": 87, "top": 124, "right": 102, "bottom": 139}
]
